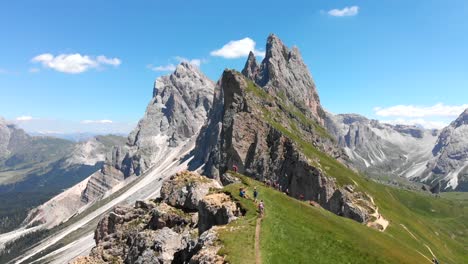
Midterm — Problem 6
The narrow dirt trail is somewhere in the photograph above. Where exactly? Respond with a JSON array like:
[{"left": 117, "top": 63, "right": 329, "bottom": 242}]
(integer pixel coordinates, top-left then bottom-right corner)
[
  {"left": 400, "top": 224, "right": 438, "bottom": 263},
  {"left": 255, "top": 217, "right": 262, "bottom": 264}
]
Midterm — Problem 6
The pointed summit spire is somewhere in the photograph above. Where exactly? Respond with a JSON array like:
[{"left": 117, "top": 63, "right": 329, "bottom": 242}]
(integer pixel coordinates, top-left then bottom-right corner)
[
  {"left": 241, "top": 51, "right": 259, "bottom": 80},
  {"left": 242, "top": 34, "right": 325, "bottom": 125},
  {"left": 453, "top": 108, "right": 468, "bottom": 127}
]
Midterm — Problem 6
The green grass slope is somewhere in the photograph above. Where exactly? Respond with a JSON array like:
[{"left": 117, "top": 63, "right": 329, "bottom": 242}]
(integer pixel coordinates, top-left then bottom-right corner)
[{"left": 219, "top": 174, "right": 467, "bottom": 264}]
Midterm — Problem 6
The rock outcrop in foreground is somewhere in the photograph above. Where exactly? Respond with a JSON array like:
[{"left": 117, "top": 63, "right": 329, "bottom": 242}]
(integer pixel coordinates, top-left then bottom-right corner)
[{"left": 73, "top": 171, "right": 239, "bottom": 264}]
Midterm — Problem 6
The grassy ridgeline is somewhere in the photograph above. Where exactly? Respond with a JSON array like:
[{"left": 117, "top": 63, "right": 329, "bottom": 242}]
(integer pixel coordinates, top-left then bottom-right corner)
[{"left": 219, "top": 174, "right": 467, "bottom": 264}]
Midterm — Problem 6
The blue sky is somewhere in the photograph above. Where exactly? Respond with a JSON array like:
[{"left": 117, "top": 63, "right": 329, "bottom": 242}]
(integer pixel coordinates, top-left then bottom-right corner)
[{"left": 0, "top": 0, "right": 467, "bottom": 134}]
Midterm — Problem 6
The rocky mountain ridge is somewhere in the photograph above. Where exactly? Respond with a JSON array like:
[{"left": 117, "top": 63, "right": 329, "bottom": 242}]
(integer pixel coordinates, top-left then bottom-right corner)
[
  {"left": 81, "top": 62, "right": 215, "bottom": 204},
  {"left": 421, "top": 109, "right": 468, "bottom": 191},
  {"left": 192, "top": 69, "right": 377, "bottom": 224},
  {"left": 0, "top": 121, "right": 126, "bottom": 234},
  {"left": 72, "top": 171, "right": 238, "bottom": 264},
  {"left": 325, "top": 110, "right": 468, "bottom": 191},
  {"left": 242, "top": 34, "right": 325, "bottom": 125}
]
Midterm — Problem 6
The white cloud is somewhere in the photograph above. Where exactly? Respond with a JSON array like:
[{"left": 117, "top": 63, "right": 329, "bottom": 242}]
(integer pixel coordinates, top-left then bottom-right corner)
[
  {"left": 148, "top": 56, "right": 204, "bottom": 72},
  {"left": 13, "top": 118, "right": 135, "bottom": 135},
  {"left": 16, "top": 115, "right": 34, "bottom": 121},
  {"left": 81, "top": 119, "right": 113, "bottom": 124},
  {"left": 31, "top": 53, "right": 121, "bottom": 74},
  {"left": 374, "top": 103, "right": 468, "bottom": 118},
  {"left": 96, "top": 55, "right": 121, "bottom": 66},
  {"left": 328, "top": 6, "right": 359, "bottom": 17},
  {"left": 174, "top": 56, "right": 202, "bottom": 67},
  {"left": 210, "top": 38, "right": 265, "bottom": 59},
  {"left": 380, "top": 118, "right": 448, "bottom": 130},
  {"left": 148, "top": 64, "right": 177, "bottom": 72}
]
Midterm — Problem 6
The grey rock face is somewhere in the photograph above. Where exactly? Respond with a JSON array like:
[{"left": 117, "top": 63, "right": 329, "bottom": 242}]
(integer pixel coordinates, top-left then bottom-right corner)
[
  {"left": 326, "top": 109, "right": 468, "bottom": 192},
  {"left": 220, "top": 172, "right": 241, "bottom": 185},
  {"left": 84, "top": 172, "right": 237, "bottom": 264},
  {"left": 81, "top": 63, "right": 215, "bottom": 202},
  {"left": 422, "top": 109, "right": 468, "bottom": 191},
  {"left": 189, "top": 227, "right": 225, "bottom": 264},
  {"left": 198, "top": 193, "right": 238, "bottom": 233},
  {"left": 125, "top": 227, "right": 188, "bottom": 264},
  {"left": 0, "top": 117, "right": 11, "bottom": 159},
  {"left": 194, "top": 70, "right": 374, "bottom": 223},
  {"left": 326, "top": 187, "right": 374, "bottom": 223},
  {"left": 325, "top": 112, "right": 439, "bottom": 182},
  {"left": 147, "top": 202, "right": 194, "bottom": 231},
  {"left": 160, "top": 171, "right": 222, "bottom": 211},
  {"left": 242, "top": 34, "right": 325, "bottom": 125}
]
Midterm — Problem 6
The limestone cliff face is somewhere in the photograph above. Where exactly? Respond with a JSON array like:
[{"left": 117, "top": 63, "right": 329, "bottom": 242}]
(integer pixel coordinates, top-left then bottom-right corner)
[
  {"left": 242, "top": 34, "right": 325, "bottom": 125},
  {"left": 325, "top": 113, "right": 438, "bottom": 182},
  {"left": 422, "top": 109, "right": 468, "bottom": 191},
  {"left": 0, "top": 117, "right": 11, "bottom": 159},
  {"left": 81, "top": 62, "right": 215, "bottom": 203},
  {"left": 325, "top": 110, "right": 468, "bottom": 192},
  {"left": 193, "top": 69, "right": 374, "bottom": 223}
]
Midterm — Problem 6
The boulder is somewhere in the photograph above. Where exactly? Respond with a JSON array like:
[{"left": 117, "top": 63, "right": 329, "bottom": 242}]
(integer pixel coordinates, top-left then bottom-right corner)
[
  {"left": 190, "top": 227, "right": 225, "bottom": 264},
  {"left": 125, "top": 228, "right": 188, "bottom": 264},
  {"left": 160, "top": 171, "right": 221, "bottom": 211},
  {"left": 198, "top": 193, "right": 238, "bottom": 233},
  {"left": 220, "top": 172, "right": 241, "bottom": 185},
  {"left": 147, "top": 202, "right": 194, "bottom": 231}
]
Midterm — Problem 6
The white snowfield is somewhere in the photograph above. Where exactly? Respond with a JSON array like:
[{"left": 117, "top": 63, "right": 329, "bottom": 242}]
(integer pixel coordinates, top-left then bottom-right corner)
[{"left": 9, "top": 137, "right": 196, "bottom": 264}]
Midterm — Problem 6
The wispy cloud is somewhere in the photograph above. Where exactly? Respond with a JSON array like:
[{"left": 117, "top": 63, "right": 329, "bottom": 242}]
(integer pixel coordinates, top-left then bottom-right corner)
[
  {"left": 81, "top": 119, "right": 113, "bottom": 124},
  {"left": 148, "top": 64, "right": 177, "bottom": 72},
  {"left": 31, "top": 53, "right": 121, "bottom": 74},
  {"left": 374, "top": 103, "right": 468, "bottom": 118},
  {"left": 380, "top": 118, "right": 448, "bottom": 130},
  {"left": 328, "top": 6, "right": 359, "bottom": 17},
  {"left": 16, "top": 115, "right": 34, "bottom": 121},
  {"left": 29, "top": 68, "right": 40, "bottom": 73},
  {"left": 12, "top": 118, "right": 134, "bottom": 135},
  {"left": 210, "top": 37, "right": 265, "bottom": 59},
  {"left": 174, "top": 56, "right": 202, "bottom": 67},
  {"left": 148, "top": 56, "right": 203, "bottom": 72}
]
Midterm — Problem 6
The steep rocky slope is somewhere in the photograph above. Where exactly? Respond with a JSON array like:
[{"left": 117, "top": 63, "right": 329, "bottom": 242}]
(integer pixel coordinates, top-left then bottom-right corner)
[
  {"left": 325, "top": 110, "right": 468, "bottom": 192},
  {"left": 0, "top": 118, "right": 126, "bottom": 233},
  {"left": 420, "top": 109, "right": 468, "bottom": 191},
  {"left": 1, "top": 63, "right": 216, "bottom": 264},
  {"left": 0, "top": 135, "right": 125, "bottom": 233},
  {"left": 81, "top": 62, "right": 215, "bottom": 204},
  {"left": 72, "top": 171, "right": 238, "bottom": 264},
  {"left": 192, "top": 68, "right": 377, "bottom": 223},
  {"left": 0, "top": 119, "right": 74, "bottom": 184},
  {"left": 325, "top": 113, "right": 438, "bottom": 179},
  {"left": 242, "top": 34, "right": 325, "bottom": 125}
]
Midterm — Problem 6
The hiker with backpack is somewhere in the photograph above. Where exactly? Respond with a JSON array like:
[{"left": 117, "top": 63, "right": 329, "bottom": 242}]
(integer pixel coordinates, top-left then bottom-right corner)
[
  {"left": 253, "top": 187, "right": 258, "bottom": 202},
  {"left": 258, "top": 200, "right": 265, "bottom": 217}
]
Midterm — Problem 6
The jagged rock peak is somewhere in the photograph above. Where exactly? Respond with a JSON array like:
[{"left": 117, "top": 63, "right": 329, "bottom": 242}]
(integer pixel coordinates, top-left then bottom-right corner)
[
  {"left": 241, "top": 51, "right": 259, "bottom": 78},
  {"left": 242, "top": 33, "right": 325, "bottom": 125},
  {"left": 452, "top": 108, "right": 468, "bottom": 127}
]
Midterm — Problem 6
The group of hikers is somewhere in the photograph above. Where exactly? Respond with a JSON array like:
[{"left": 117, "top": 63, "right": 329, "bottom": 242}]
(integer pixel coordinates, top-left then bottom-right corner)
[{"left": 239, "top": 186, "right": 264, "bottom": 217}]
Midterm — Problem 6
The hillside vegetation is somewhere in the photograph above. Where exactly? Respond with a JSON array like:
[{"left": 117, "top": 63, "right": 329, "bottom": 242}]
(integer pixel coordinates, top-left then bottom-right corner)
[{"left": 219, "top": 172, "right": 467, "bottom": 264}]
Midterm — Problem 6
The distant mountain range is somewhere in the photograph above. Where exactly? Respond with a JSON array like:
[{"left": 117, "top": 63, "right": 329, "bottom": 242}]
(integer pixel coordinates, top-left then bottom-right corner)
[
  {"left": 0, "top": 118, "right": 126, "bottom": 233},
  {"left": 28, "top": 131, "right": 127, "bottom": 142},
  {"left": 325, "top": 109, "right": 468, "bottom": 191}
]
